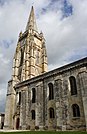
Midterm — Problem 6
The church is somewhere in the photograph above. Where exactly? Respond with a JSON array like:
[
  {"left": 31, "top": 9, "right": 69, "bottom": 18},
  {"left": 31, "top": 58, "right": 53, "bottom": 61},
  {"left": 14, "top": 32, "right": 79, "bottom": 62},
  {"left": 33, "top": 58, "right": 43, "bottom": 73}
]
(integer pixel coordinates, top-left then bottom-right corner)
[{"left": 4, "top": 6, "right": 87, "bottom": 131}]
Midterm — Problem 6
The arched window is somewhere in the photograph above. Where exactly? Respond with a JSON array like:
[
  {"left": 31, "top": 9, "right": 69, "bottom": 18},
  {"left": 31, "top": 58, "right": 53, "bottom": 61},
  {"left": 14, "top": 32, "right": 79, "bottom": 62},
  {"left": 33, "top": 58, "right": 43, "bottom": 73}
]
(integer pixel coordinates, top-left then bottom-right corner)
[
  {"left": 49, "top": 108, "right": 55, "bottom": 118},
  {"left": 31, "top": 110, "right": 35, "bottom": 120},
  {"left": 18, "top": 49, "right": 24, "bottom": 80},
  {"left": 72, "top": 104, "right": 80, "bottom": 117},
  {"left": 20, "top": 49, "right": 24, "bottom": 66},
  {"left": 69, "top": 76, "right": 77, "bottom": 95},
  {"left": 48, "top": 83, "right": 54, "bottom": 100},
  {"left": 32, "top": 88, "right": 36, "bottom": 103}
]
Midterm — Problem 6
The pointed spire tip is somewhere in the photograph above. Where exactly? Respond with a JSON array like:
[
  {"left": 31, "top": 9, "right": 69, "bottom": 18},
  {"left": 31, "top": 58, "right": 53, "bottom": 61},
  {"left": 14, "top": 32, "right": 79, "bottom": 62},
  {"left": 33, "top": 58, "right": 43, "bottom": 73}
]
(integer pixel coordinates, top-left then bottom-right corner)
[{"left": 26, "top": 6, "right": 38, "bottom": 31}]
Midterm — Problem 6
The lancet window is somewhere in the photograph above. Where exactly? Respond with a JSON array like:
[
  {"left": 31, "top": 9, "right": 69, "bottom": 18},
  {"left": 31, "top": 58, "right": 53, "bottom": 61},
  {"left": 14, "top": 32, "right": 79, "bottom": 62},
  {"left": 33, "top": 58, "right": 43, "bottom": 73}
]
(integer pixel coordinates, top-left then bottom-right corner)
[
  {"left": 69, "top": 76, "right": 77, "bottom": 95},
  {"left": 48, "top": 83, "right": 54, "bottom": 100}
]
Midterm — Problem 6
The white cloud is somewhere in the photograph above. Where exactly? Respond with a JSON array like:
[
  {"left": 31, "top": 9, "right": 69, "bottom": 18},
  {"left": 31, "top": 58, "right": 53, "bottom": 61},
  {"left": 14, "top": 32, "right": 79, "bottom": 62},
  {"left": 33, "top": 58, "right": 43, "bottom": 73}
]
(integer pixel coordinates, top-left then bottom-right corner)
[
  {"left": 38, "top": 0, "right": 87, "bottom": 67},
  {"left": 0, "top": 0, "right": 87, "bottom": 112}
]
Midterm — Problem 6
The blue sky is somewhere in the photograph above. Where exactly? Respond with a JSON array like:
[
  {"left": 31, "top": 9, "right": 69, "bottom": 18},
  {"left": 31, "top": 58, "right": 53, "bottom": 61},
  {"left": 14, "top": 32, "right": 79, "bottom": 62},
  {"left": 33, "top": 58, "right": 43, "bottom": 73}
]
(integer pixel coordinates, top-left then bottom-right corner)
[
  {"left": 0, "top": 0, "right": 87, "bottom": 112},
  {"left": 62, "top": 0, "right": 73, "bottom": 18},
  {"left": 40, "top": 0, "right": 73, "bottom": 17}
]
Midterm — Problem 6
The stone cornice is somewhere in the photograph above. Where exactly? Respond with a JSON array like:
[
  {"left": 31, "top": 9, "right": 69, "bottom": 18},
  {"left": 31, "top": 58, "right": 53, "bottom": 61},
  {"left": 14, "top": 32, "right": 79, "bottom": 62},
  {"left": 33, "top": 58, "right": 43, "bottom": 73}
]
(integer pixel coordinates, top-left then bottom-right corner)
[{"left": 15, "top": 57, "right": 87, "bottom": 89}]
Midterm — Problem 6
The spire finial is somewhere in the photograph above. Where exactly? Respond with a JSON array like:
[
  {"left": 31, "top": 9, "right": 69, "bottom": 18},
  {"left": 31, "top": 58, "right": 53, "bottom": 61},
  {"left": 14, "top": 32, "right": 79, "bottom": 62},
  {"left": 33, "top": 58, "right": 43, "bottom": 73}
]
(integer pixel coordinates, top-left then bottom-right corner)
[{"left": 26, "top": 6, "right": 38, "bottom": 31}]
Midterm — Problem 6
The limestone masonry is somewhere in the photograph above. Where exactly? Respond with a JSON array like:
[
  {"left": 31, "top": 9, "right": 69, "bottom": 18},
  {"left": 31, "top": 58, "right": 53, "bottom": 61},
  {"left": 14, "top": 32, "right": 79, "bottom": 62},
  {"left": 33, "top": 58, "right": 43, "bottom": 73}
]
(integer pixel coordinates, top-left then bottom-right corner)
[{"left": 4, "top": 6, "right": 87, "bottom": 131}]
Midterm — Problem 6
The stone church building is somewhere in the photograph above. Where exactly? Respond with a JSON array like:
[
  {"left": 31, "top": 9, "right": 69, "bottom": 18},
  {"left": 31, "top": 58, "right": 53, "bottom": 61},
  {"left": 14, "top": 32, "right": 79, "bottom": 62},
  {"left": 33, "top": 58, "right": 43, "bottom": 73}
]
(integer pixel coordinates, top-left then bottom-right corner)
[{"left": 4, "top": 7, "right": 87, "bottom": 131}]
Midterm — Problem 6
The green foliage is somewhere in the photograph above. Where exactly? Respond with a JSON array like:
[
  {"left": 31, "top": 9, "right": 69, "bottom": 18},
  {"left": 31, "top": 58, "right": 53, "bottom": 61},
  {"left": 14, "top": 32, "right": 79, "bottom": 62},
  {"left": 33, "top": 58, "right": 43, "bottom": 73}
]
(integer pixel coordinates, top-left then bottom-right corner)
[{"left": 0, "top": 131, "right": 87, "bottom": 134}]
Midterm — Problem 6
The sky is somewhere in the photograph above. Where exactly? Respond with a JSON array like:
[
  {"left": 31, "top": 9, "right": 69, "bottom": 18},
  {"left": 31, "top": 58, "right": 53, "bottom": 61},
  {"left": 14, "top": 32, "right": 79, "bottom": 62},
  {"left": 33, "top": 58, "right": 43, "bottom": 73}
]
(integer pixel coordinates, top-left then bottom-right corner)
[{"left": 0, "top": 0, "right": 87, "bottom": 112}]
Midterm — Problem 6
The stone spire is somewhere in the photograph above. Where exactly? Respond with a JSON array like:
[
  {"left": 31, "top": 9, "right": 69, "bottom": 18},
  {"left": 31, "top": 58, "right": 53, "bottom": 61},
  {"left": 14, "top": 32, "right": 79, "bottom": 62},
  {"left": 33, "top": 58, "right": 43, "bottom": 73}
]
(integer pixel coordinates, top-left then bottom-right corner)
[{"left": 26, "top": 6, "right": 38, "bottom": 31}]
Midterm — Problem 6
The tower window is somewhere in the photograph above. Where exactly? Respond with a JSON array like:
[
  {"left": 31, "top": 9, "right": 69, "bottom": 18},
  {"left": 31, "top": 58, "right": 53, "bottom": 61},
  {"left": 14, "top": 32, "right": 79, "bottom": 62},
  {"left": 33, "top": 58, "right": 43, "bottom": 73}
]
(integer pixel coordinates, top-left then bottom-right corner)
[
  {"left": 49, "top": 108, "right": 55, "bottom": 118},
  {"left": 19, "top": 92, "right": 21, "bottom": 105},
  {"left": 48, "top": 83, "right": 54, "bottom": 100},
  {"left": 31, "top": 110, "right": 35, "bottom": 120},
  {"left": 20, "top": 49, "right": 24, "bottom": 66},
  {"left": 35, "top": 49, "right": 39, "bottom": 64},
  {"left": 69, "top": 76, "right": 77, "bottom": 95},
  {"left": 32, "top": 88, "right": 36, "bottom": 103},
  {"left": 72, "top": 104, "right": 80, "bottom": 117}
]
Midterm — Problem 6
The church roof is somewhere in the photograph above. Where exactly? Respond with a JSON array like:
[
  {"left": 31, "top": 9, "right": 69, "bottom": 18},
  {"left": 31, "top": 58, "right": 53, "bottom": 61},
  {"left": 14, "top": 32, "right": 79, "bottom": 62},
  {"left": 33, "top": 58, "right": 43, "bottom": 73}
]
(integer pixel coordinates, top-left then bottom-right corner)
[{"left": 26, "top": 6, "right": 38, "bottom": 31}]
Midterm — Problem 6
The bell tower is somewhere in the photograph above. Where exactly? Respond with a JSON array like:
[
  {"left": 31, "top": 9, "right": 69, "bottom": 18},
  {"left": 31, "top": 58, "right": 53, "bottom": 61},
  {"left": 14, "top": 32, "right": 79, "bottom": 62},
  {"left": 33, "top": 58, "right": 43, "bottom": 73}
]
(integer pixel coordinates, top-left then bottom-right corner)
[
  {"left": 4, "top": 6, "right": 48, "bottom": 129},
  {"left": 13, "top": 6, "right": 48, "bottom": 81}
]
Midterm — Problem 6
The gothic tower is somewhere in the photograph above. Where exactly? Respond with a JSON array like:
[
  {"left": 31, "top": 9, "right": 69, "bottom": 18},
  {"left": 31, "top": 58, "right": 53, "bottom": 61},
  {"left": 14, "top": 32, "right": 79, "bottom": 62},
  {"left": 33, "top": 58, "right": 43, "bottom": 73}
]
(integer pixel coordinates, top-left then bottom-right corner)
[
  {"left": 4, "top": 6, "right": 48, "bottom": 129},
  {"left": 13, "top": 6, "right": 48, "bottom": 81}
]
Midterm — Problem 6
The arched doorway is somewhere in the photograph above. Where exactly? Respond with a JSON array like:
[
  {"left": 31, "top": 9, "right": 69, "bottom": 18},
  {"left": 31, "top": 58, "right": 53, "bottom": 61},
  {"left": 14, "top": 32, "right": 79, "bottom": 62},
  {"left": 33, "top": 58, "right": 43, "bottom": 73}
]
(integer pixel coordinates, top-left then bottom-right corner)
[{"left": 16, "top": 117, "right": 20, "bottom": 129}]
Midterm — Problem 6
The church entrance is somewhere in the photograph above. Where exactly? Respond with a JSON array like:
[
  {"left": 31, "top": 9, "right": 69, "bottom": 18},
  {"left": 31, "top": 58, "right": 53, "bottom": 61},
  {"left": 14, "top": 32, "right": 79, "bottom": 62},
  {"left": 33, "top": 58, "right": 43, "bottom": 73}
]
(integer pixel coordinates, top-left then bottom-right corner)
[{"left": 16, "top": 117, "right": 20, "bottom": 129}]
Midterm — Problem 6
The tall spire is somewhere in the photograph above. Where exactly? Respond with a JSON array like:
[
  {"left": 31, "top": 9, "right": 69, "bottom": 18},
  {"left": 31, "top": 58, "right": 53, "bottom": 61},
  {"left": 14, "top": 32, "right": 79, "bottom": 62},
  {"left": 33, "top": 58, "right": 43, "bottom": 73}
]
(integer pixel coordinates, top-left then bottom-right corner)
[{"left": 26, "top": 6, "right": 38, "bottom": 31}]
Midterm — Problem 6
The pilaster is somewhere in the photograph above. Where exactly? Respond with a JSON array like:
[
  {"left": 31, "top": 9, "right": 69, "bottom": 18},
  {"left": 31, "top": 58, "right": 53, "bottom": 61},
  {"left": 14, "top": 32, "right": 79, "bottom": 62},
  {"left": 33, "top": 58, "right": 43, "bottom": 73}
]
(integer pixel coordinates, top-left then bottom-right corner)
[{"left": 78, "top": 68, "right": 87, "bottom": 130}]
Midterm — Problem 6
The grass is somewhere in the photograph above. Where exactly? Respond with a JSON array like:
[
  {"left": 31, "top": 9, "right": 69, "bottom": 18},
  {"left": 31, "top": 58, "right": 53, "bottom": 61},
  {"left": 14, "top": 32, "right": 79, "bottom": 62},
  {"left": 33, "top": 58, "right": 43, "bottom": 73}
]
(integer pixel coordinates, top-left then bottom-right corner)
[{"left": 0, "top": 131, "right": 87, "bottom": 134}]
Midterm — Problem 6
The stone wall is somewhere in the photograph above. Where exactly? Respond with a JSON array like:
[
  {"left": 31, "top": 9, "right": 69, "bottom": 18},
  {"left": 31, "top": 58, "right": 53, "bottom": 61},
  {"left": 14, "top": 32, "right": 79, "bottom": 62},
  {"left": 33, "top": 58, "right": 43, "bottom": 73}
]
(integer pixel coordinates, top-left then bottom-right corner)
[{"left": 14, "top": 65, "right": 87, "bottom": 131}]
